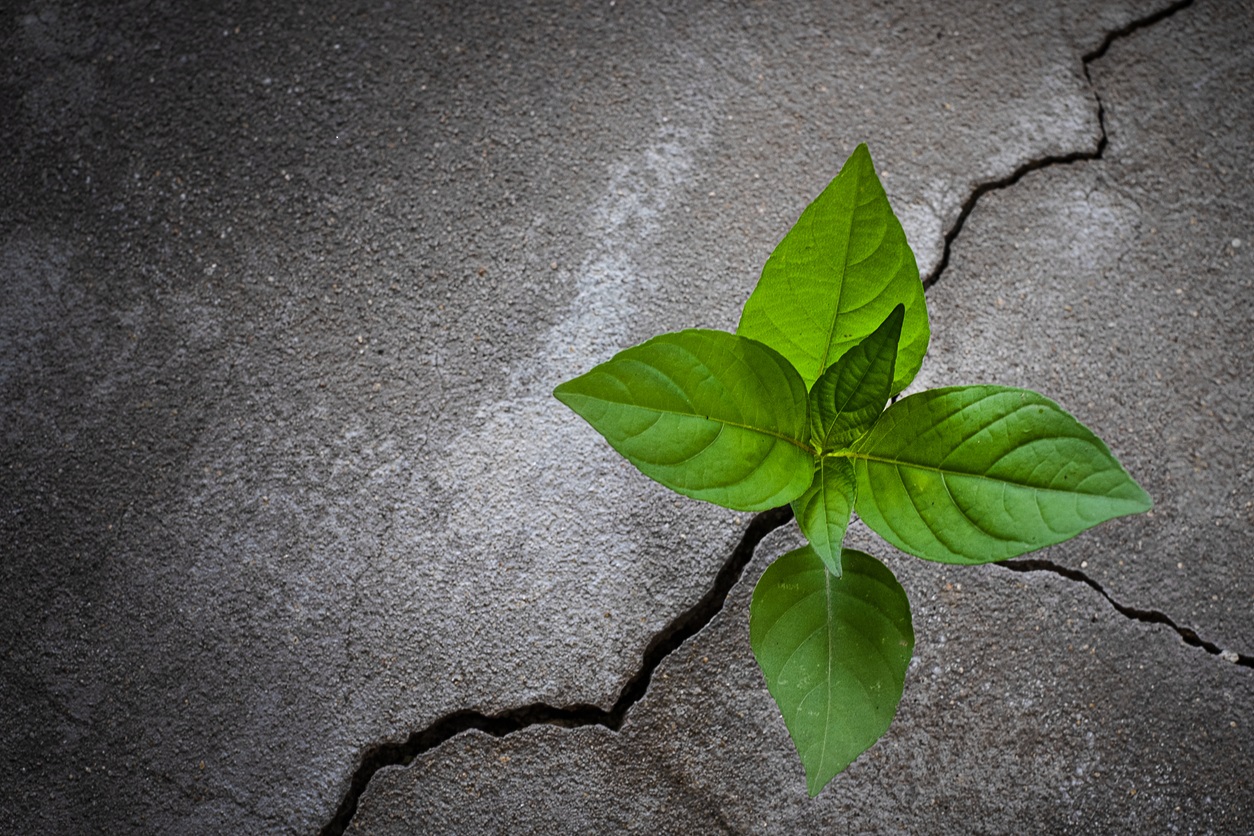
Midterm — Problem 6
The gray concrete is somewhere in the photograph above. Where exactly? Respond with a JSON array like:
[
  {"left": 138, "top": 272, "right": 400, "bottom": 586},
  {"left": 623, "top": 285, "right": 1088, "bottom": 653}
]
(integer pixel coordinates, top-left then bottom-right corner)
[
  {"left": 1, "top": 0, "right": 1249, "bottom": 833},
  {"left": 914, "top": 0, "right": 1254, "bottom": 653},
  {"left": 350, "top": 523, "right": 1253, "bottom": 834}
]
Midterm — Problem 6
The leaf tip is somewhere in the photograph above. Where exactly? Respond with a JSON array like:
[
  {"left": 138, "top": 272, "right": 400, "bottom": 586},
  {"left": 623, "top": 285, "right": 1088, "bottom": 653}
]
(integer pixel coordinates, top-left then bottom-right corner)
[
  {"left": 844, "top": 143, "right": 886, "bottom": 189},
  {"left": 552, "top": 379, "right": 574, "bottom": 405},
  {"left": 821, "top": 553, "right": 843, "bottom": 579}
]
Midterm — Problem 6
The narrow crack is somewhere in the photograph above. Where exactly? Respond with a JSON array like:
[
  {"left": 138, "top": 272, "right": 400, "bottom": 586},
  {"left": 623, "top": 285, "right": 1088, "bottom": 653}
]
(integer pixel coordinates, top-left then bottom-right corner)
[
  {"left": 999, "top": 558, "right": 1254, "bottom": 669},
  {"left": 921, "top": 0, "right": 1245, "bottom": 664},
  {"left": 922, "top": 0, "right": 1195, "bottom": 290},
  {"left": 320, "top": 505, "right": 793, "bottom": 836}
]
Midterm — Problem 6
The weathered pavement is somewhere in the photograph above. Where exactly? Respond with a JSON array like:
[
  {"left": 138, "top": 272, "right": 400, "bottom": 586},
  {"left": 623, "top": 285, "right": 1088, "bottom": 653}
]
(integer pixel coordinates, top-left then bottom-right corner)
[{"left": 2, "top": 1, "right": 1250, "bottom": 833}]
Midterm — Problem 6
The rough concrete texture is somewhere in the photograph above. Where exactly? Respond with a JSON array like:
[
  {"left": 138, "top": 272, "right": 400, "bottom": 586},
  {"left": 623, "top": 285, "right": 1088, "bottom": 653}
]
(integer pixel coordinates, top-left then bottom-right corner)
[
  {"left": 1, "top": 0, "right": 1249, "bottom": 833},
  {"left": 350, "top": 522, "right": 1252, "bottom": 834},
  {"left": 912, "top": 0, "right": 1254, "bottom": 654}
]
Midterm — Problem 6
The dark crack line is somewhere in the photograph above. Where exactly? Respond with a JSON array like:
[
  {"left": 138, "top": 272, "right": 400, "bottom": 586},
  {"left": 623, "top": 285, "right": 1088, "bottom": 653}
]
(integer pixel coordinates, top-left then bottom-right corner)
[
  {"left": 923, "top": 0, "right": 1247, "bottom": 666},
  {"left": 920, "top": 0, "right": 1243, "bottom": 667},
  {"left": 916, "top": 0, "right": 1239, "bottom": 671},
  {"left": 319, "top": 505, "right": 793, "bottom": 836},
  {"left": 922, "top": 0, "right": 1196, "bottom": 290},
  {"left": 999, "top": 558, "right": 1253, "bottom": 668}
]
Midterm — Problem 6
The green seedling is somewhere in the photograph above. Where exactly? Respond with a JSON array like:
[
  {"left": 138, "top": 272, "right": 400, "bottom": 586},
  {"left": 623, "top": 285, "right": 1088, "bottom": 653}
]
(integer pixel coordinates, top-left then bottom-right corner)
[{"left": 554, "top": 144, "right": 1151, "bottom": 796}]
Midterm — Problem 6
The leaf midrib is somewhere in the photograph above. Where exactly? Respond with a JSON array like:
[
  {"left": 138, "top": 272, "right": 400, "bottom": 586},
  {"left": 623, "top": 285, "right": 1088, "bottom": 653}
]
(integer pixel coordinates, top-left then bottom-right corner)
[
  {"left": 814, "top": 169, "right": 861, "bottom": 377},
  {"left": 832, "top": 450, "right": 1135, "bottom": 499},
  {"left": 817, "top": 338, "right": 891, "bottom": 451},
  {"left": 819, "top": 567, "right": 836, "bottom": 795},
  {"left": 573, "top": 395, "right": 814, "bottom": 453}
]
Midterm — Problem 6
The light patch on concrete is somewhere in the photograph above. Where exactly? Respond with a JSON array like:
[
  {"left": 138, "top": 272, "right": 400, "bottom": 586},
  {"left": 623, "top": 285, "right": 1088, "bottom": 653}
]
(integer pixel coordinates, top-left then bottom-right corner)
[
  {"left": 537, "top": 129, "right": 699, "bottom": 384},
  {"left": 433, "top": 123, "right": 702, "bottom": 536},
  {"left": 370, "top": 124, "right": 739, "bottom": 705}
]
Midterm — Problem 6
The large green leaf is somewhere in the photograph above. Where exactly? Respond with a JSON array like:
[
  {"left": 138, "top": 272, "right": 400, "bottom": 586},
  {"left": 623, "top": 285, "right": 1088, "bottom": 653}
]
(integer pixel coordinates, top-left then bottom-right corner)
[
  {"left": 737, "top": 144, "right": 928, "bottom": 395},
  {"left": 750, "top": 547, "right": 913, "bottom": 797},
  {"left": 790, "top": 458, "right": 856, "bottom": 577},
  {"left": 809, "top": 304, "right": 903, "bottom": 452},
  {"left": 848, "top": 386, "right": 1153, "bottom": 563},
  {"left": 553, "top": 329, "right": 816, "bottom": 511}
]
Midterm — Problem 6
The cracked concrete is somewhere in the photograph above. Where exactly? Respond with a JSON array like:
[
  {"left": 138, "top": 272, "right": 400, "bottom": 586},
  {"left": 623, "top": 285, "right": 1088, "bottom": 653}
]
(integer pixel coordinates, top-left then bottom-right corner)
[
  {"left": 2, "top": 0, "right": 1249, "bottom": 833},
  {"left": 349, "top": 521, "right": 1253, "bottom": 833},
  {"left": 912, "top": 0, "right": 1254, "bottom": 654},
  {"left": 322, "top": 505, "right": 792, "bottom": 832}
]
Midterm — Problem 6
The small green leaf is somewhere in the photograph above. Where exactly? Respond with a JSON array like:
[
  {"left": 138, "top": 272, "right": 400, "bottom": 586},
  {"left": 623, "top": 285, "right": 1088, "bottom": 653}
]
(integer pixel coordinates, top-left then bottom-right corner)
[
  {"left": 737, "top": 144, "right": 928, "bottom": 395},
  {"left": 750, "top": 547, "right": 914, "bottom": 797},
  {"left": 809, "top": 304, "right": 904, "bottom": 451},
  {"left": 849, "top": 386, "right": 1154, "bottom": 564},
  {"left": 791, "top": 458, "right": 856, "bottom": 576},
  {"left": 553, "top": 329, "right": 816, "bottom": 511}
]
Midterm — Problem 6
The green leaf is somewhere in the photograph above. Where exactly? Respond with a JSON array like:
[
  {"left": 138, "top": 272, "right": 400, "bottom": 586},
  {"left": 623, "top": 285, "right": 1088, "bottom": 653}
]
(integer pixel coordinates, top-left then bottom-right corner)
[
  {"left": 809, "top": 304, "right": 904, "bottom": 452},
  {"left": 848, "top": 386, "right": 1154, "bottom": 564},
  {"left": 737, "top": 144, "right": 928, "bottom": 395},
  {"left": 553, "top": 329, "right": 816, "bottom": 512},
  {"left": 790, "top": 458, "right": 856, "bottom": 577},
  {"left": 750, "top": 547, "right": 914, "bottom": 797}
]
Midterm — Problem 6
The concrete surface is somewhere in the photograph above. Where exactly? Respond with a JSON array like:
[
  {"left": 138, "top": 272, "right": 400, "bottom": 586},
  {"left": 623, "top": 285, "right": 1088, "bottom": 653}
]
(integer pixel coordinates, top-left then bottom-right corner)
[
  {"left": 1, "top": 0, "right": 1249, "bottom": 833},
  {"left": 349, "top": 524, "right": 1252, "bottom": 834},
  {"left": 914, "top": 0, "right": 1254, "bottom": 653}
]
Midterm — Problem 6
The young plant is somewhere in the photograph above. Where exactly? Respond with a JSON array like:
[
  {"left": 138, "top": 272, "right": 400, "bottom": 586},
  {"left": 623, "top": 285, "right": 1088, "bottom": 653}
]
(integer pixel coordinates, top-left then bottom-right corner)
[{"left": 553, "top": 144, "right": 1151, "bottom": 796}]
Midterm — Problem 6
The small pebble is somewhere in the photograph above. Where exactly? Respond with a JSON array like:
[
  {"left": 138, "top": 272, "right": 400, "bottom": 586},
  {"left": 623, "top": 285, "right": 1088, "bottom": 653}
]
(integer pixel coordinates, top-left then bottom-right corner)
[
  {"left": 1220, "top": 649, "right": 1240, "bottom": 664},
  {"left": 1232, "top": 238, "right": 1242, "bottom": 249}
]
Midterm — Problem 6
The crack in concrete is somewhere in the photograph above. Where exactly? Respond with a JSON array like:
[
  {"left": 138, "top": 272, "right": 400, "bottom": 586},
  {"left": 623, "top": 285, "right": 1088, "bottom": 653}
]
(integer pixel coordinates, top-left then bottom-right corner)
[
  {"left": 922, "top": 0, "right": 1196, "bottom": 290},
  {"left": 921, "top": 0, "right": 1248, "bottom": 664},
  {"left": 320, "top": 3, "right": 1209, "bottom": 831},
  {"left": 319, "top": 506, "right": 793, "bottom": 836},
  {"left": 1000, "top": 558, "right": 1254, "bottom": 668}
]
